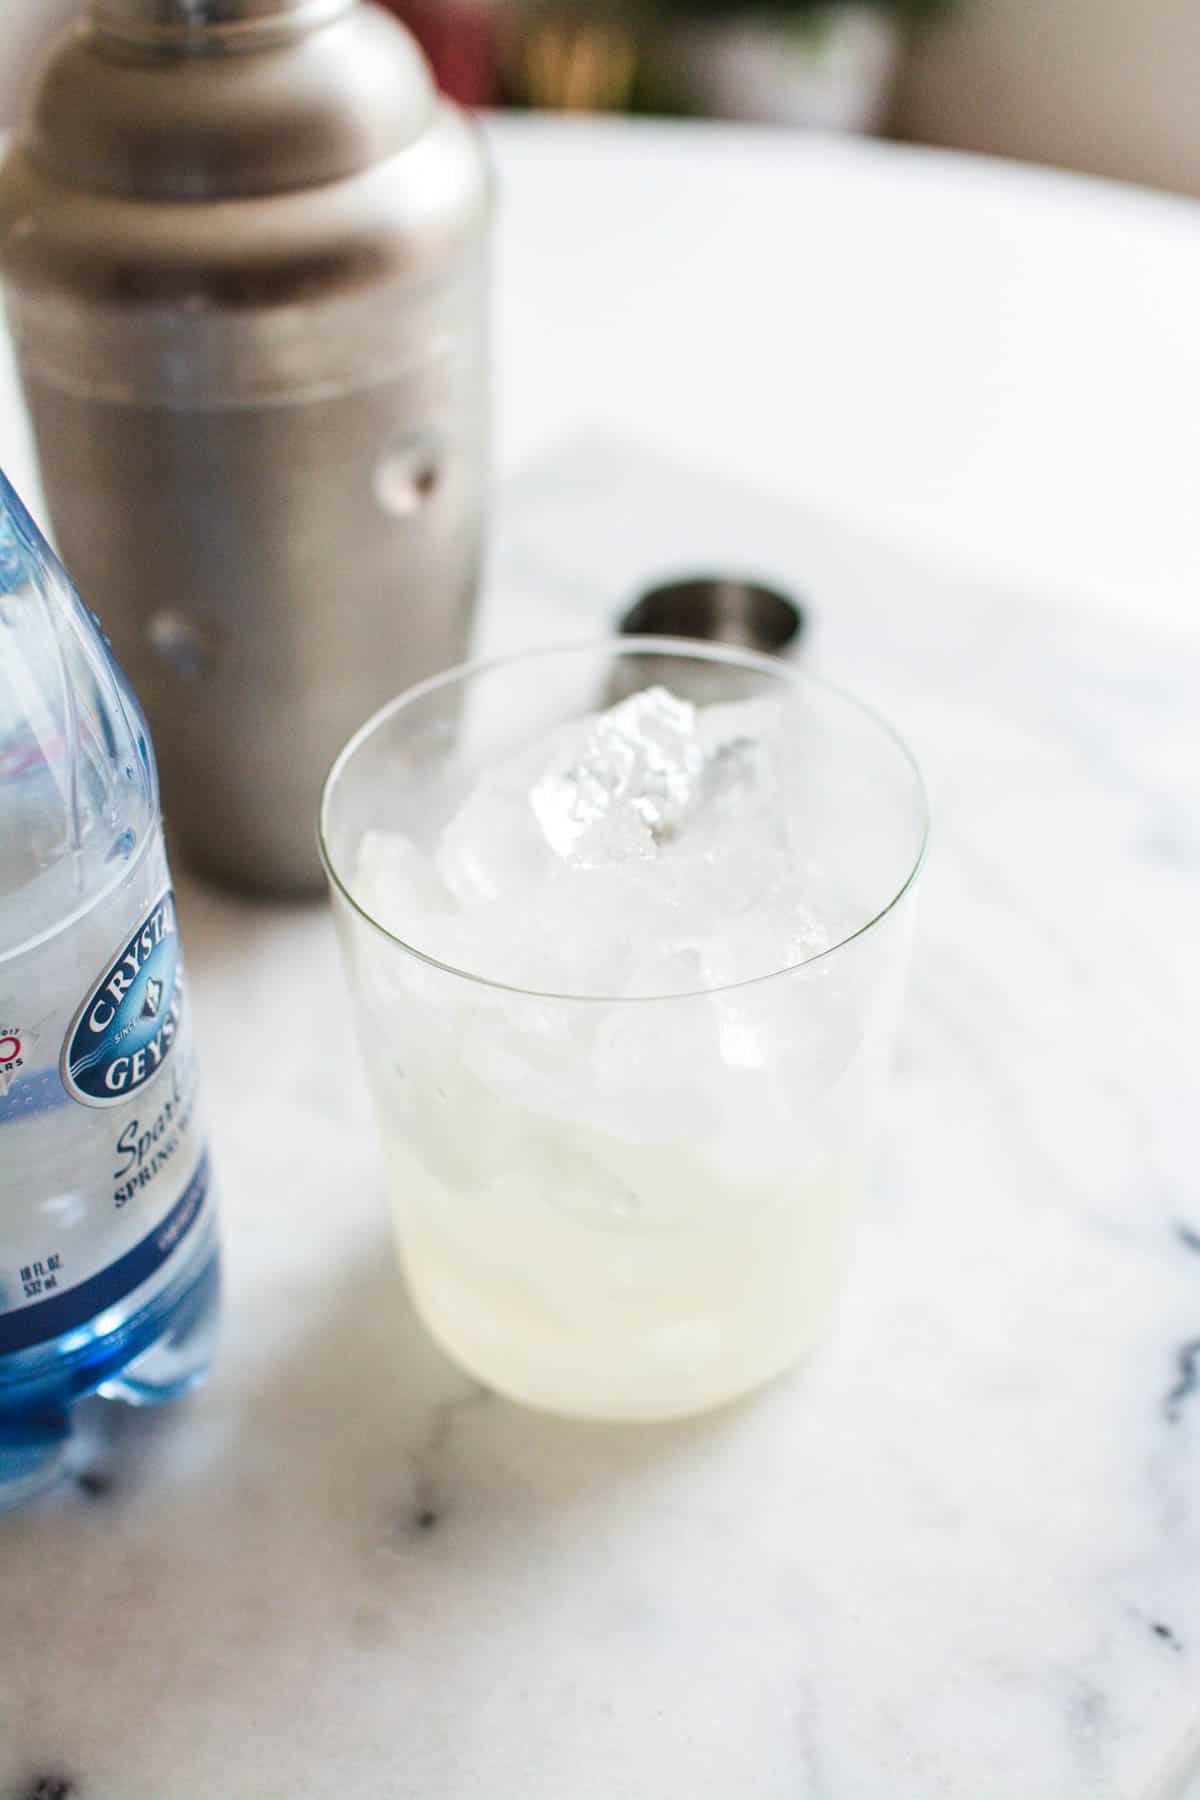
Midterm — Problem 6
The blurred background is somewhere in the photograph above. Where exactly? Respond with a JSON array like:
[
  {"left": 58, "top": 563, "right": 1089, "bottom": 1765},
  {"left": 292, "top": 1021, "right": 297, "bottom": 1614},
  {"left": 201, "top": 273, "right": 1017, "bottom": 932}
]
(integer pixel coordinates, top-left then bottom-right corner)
[{"left": 2, "top": 0, "right": 1198, "bottom": 199}]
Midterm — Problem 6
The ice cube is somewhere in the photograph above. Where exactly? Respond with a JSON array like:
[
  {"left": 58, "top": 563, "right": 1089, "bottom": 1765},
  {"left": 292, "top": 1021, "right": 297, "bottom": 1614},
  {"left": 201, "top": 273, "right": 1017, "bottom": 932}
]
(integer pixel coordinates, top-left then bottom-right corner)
[
  {"left": 586, "top": 994, "right": 729, "bottom": 1144},
  {"left": 460, "top": 994, "right": 615, "bottom": 1133},
  {"left": 530, "top": 686, "right": 704, "bottom": 867},
  {"left": 621, "top": 944, "right": 706, "bottom": 1000},
  {"left": 436, "top": 717, "right": 590, "bottom": 904},
  {"left": 436, "top": 781, "right": 550, "bottom": 906},
  {"left": 363, "top": 686, "right": 821, "bottom": 1002},
  {"left": 696, "top": 698, "right": 782, "bottom": 804},
  {"left": 699, "top": 875, "right": 832, "bottom": 989},
  {"left": 616, "top": 695, "right": 791, "bottom": 957},
  {"left": 355, "top": 829, "right": 454, "bottom": 939}
]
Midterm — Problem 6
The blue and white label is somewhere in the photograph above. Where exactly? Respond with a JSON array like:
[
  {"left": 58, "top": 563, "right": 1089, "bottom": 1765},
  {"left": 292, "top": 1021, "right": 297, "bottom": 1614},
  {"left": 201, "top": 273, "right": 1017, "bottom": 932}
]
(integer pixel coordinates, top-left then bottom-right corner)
[
  {"left": 61, "top": 889, "right": 182, "bottom": 1107},
  {"left": 0, "top": 832, "right": 215, "bottom": 1356},
  {"left": 0, "top": 1152, "right": 210, "bottom": 1355}
]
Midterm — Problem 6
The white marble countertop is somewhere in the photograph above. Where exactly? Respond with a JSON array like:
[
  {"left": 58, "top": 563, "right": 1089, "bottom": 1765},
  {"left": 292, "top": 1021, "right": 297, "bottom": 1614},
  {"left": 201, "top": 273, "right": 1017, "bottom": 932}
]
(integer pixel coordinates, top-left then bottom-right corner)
[{"left": 3, "top": 118, "right": 1200, "bottom": 1800}]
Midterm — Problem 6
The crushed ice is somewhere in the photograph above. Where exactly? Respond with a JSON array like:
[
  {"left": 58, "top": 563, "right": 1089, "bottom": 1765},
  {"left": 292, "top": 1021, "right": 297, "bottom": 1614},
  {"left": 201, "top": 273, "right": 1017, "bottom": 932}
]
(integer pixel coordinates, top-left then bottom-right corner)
[{"left": 355, "top": 685, "right": 830, "bottom": 995}]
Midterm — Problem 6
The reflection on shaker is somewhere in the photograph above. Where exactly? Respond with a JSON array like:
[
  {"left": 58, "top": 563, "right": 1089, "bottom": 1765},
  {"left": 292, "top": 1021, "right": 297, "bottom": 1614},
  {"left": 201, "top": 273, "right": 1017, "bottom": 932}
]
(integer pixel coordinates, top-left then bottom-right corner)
[{"left": 147, "top": 611, "right": 225, "bottom": 683}]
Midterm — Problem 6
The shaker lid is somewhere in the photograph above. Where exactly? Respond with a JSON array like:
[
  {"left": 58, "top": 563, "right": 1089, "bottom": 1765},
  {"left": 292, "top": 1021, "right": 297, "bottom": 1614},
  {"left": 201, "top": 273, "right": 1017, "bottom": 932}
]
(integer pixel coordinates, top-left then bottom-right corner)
[{"left": 18, "top": 0, "right": 437, "bottom": 200}]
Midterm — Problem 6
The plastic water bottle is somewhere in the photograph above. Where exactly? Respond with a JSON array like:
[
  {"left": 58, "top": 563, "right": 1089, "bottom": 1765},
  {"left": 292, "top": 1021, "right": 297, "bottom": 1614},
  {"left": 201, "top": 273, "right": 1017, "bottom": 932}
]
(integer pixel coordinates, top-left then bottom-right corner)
[{"left": 0, "top": 470, "right": 220, "bottom": 1506}]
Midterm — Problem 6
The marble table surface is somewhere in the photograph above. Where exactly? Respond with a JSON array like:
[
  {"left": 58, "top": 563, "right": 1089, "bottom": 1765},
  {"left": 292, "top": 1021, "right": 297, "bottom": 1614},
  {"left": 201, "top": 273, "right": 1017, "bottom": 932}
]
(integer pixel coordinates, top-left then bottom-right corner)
[{"left": 3, "top": 119, "right": 1200, "bottom": 1800}]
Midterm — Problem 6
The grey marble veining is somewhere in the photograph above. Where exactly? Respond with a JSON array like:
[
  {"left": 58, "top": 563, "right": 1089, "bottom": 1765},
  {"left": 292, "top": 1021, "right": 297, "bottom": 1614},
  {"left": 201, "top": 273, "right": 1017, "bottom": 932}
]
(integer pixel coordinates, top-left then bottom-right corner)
[{"left": 1, "top": 439, "right": 1198, "bottom": 1799}]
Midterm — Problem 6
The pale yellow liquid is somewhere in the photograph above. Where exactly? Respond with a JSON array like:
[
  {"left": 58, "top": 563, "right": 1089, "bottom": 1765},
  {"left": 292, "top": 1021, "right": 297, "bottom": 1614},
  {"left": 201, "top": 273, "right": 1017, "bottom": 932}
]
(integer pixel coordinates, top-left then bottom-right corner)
[{"left": 383, "top": 1135, "right": 857, "bottom": 1421}]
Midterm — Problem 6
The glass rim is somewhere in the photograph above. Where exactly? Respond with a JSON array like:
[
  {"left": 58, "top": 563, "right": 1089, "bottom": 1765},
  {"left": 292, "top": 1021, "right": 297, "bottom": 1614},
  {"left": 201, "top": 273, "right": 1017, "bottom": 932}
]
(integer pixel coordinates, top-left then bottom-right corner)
[{"left": 318, "top": 635, "right": 930, "bottom": 1006}]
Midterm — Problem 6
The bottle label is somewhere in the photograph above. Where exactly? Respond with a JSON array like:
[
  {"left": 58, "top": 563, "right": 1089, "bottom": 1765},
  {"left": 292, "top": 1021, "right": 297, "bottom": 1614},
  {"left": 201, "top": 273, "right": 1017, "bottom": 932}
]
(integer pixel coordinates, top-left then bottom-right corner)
[
  {"left": 0, "top": 1024, "right": 28, "bottom": 1096},
  {"left": 0, "top": 880, "right": 212, "bottom": 1355},
  {"left": 62, "top": 889, "right": 183, "bottom": 1106},
  {"left": 0, "top": 1152, "right": 210, "bottom": 1355}
]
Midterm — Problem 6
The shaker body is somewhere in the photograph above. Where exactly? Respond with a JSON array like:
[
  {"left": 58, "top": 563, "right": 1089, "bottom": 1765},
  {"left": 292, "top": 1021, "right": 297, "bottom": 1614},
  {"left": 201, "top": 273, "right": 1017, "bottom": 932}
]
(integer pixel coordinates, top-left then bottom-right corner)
[{"left": 0, "top": 4, "right": 491, "bottom": 895}]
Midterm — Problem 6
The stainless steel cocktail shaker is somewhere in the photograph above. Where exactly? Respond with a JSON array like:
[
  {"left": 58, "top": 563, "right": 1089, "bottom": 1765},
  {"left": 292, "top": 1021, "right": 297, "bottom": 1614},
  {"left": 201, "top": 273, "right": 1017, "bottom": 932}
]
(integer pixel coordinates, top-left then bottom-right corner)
[{"left": 0, "top": 0, "right": 490, "bottom": 895}]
